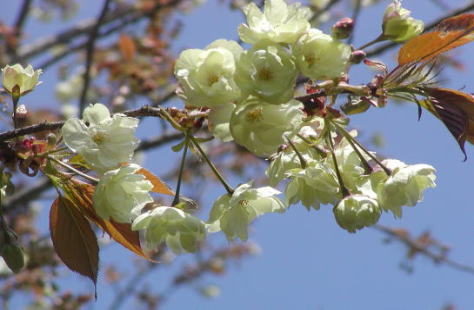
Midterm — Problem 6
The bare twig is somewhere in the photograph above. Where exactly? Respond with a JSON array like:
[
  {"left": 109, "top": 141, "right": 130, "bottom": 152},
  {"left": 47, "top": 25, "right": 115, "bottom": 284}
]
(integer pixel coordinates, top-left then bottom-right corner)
[
  {"left": 374, "top": 224, "right": 474, "bottom": 275},
  {"left": 78, "top": 0, "right": 114, "bottom": 116},
  {"left": 6, "top": 0, "right": 33, "bottom": 60}
]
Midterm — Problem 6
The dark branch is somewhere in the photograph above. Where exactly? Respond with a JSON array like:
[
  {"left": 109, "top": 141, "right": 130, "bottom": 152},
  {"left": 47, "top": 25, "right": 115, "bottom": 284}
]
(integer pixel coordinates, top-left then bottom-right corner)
[
  {"left": 0, "top": 105, "right": 171, "bottom": 142},
  {"left": 7, "top": 0, "right": 34, "bottom": 60},
  {"left": 79, "top": 0, "right": 114, "bottom": 116}
]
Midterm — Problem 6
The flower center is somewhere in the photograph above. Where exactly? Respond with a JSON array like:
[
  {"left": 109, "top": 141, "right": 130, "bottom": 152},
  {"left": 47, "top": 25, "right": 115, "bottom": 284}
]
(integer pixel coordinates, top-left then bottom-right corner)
[
  {"left": 207, "top": 74, "right": 219, "bottom": 86},
  {"left": 245, "top": 108, "right": 264, "bottom": 122},
  {"left": 238, "top": 200, "right": 249, "bottom": 207},
  {"left": 257, "top": 67, "right": 273, "bottom": 81},
  {"left": 92, "top": 132, "right": 107, "bottom": 144}
]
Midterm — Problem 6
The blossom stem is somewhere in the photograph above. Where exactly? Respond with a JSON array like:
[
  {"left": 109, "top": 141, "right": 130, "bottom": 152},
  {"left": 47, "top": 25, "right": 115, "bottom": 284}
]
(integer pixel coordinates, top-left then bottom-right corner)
[
  {"left": 332, "top": 121, "right": 391, "bottom": 175},
  {"left": 357, "top": 34, "right": 385, "bottom": 50},
  {"left": 189, "top": 135, "right": 234, "bottom": 195},
  {"left": 49, "top": 156, "right": 99, "bottom": 184},
  {"left": 172, "top": 132, "right": 190, "bottom": 206},
  {"left": 334, "top": 128, "right": 373, "bottom": 174},
  {"left": 11, "top": 95, "right": 19, "bottom": 129},
  {"left": 285, "top": 136, "right": 307, "bottom": 169},
  {"left": 326, "top": 131, "right": 350, "bottom": 197},
  {"left": 296, "top": 133, "right": 327, "bottom": 157}
]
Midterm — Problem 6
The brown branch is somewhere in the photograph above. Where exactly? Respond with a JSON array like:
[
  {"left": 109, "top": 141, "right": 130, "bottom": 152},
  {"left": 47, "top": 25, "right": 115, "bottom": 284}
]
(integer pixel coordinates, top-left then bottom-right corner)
[
  {"left": 0, "top": 105, "right": 173, "bottom": 142},
  {"left": 374, "top": 224, "right": 474, "bottom": 275},
  {"left": 17, "top": 4, "right": 138, "bottom": 61},
  {"left": 366, "top": 3, "right": 474, "bottom": 58},
  {"left": 6, "top": 0, "right": 34, "bottom": 60},
  {"left": 79, "top": 0, "right": 114, "bottom": 116}
]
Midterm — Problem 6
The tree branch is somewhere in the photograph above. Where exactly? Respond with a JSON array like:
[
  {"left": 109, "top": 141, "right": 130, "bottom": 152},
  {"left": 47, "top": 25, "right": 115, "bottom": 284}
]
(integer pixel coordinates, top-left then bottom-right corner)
[
  {"left": 374, "top": 224, "right": 474, "bottom": 275},
  {"left": 78, "top": 0, "right": 114, "bottom": 116},
  {"left": 0, "top": 105, "right": 177, "bottom": 141}
]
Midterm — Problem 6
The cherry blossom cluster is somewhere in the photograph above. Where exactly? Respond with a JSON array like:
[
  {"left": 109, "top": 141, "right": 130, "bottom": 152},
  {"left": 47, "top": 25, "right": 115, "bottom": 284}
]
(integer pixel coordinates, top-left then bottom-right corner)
[{"left": 0, "top": 0, "right": 435, "bottom": 259}]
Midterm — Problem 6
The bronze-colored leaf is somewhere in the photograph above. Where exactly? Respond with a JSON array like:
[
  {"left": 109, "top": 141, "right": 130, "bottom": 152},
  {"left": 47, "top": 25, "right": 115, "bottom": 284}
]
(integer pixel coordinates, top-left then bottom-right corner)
[
  {"left": 398, "top": 13, "right": 474, "bottom": 65},
  {"left": 66, "top": 180, "right": 155, "bottom": 261},
  {"left": 137, "top": 168, "right": 175, "bottom": 196},
  {"left": 50, "top": 196, "right": 99, "bottom": 286},
  {"left": 118, "top": 34, "right": 136, "bottom": 62},
  {"left": 423, "top": 87, "right": 474, "bottom": 159}
]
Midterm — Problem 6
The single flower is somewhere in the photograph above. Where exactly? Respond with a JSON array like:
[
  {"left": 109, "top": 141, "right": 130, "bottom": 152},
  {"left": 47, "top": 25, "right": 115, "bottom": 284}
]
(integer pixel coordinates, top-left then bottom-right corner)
[
  {"left": 208, "top": 182, "right": 286, "bottom": 241},
  {"left": 2, "top": 64, "right": 42, "bottom": 96},
  {"left": 174, "top": 39, "right": 243, "bottom": 108},
  {"left": 93, "top": 164, "right": 153, "bottom": 223},
  {"left": 61, "top": 103, "right": 139, "bottom": 171},
  {"left": 132, "top": 206, "right": 206, "bottom": 254},
  {"left": 294, "top": 29, "right": 352, "bottom": 81},
  {"left": 238, "top": 0, "right": 312, "bottom": 44},
  {"left": 382, "top": 0, "right": 424, "bottom": 42},
  {"left": 378, "top": 160, "right": 436, "bottom": 218},
  {"left": 235, "top": 43, "right": 297, "bottom": 104},
  {"left": 333, "top": 194, "right": 381, "bottom": 233},
  {"left": 230, "top": 97, "right": 304, "bottom": 157}
]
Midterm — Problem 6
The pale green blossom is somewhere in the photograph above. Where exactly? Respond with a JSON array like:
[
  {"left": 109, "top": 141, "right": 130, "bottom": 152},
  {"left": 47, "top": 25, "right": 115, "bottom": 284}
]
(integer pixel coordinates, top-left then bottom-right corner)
[
  {"left": 208, "top": 182, "right": 286, "bottom": 241},
  {"left": 174, "top": 39, "right": 243, "bottom": 107},
  {"left": 285, "top": 162, "right": 341, "bottom": 210},
  {"left": 230, "top": 98, "right": 304, "bottom": 157},
  {"left": 378, "top": 160, "right": 436, "bottom": 218},
  {"left": 238, "top": 0, "right": 312, "bottom": 44},
  {"left": 235, "top": 43, "right": 297, "bottom": 104},
  {"left": 382, "top": 0, "right": 424, "bottom": 42},
  {"left": 93, "top": 164, "right": 153, "bottom": 223},
  {"left": 294, "top": 29, "right": 351, "bottom": 80},
  {"left": 1, "top": 64, "right": 42, "bottom": 96},
  {"left": 208, "top": 103, "right": 235, "bottom": 142},
  {"left": 61, "top": 103, "right": 139, "bottom": 171},
  {"left": 132, "top": 206, "right": 206, "bottom": 254},
  {"left": 333, "top": 194, "right": 381, "bottom": 233}
]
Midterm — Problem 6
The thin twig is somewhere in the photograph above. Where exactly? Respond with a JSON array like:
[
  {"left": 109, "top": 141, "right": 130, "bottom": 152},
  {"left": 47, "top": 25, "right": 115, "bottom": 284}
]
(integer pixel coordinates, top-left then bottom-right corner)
[
  {"left": 348, "top": 0, "right": 362, "bottom": 45},
  {"left": 78, "top": 0, "right": 114, "bottom": 117},
  {"left": 374, "top": 224, "right": 474, "bottom": 275},
  {"left": 6, "top": 0, "right": 33, "bottom": 60}
]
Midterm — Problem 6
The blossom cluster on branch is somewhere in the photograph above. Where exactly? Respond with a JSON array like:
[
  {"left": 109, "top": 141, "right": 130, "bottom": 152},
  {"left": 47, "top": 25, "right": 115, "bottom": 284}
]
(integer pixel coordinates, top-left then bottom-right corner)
[{"left": 2, "top": 0, "right": 474, "bottom": 289}]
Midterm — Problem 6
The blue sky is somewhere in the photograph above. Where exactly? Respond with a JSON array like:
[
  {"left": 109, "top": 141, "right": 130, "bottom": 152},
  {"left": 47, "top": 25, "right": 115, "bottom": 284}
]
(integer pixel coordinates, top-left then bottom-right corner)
[{"left": 3, "top": 0, "right": 474, "bottom": 309}]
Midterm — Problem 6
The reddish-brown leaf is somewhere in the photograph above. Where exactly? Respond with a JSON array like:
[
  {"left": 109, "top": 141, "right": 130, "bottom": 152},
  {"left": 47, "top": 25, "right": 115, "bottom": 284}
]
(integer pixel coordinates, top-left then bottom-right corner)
[
  {"left": 137, "top": 168, "right": 175, "bottom": 196},
  {"left": 67, "top": 180, "right": 155, "bottom": 261},
  {"left": 398, "top": 14, "right": 474, "bottom": 65},
  {"left": 50, "top": 196, "right": 99, "bottom": 287},
  {"left": 118, "top": 34, "right": 136, "bottom": 62},
  {"left": 424, "top": 87, "right": 474, "bottom": 159}
]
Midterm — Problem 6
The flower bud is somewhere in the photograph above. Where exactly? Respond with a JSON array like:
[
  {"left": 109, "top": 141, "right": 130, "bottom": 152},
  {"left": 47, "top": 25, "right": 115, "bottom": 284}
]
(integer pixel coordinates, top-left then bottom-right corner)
[
  {"left": 333, "top": 194, "right": 381, "bottom": 233},
  {"left": 382, "top": 1, "right": 424, "bottom": 42},
  {"left": 294, "top": 29, "right": 352, "bottom": 81},
  {"left": 331, "top": 18, "right": 354, "bottom": 40},
  {"left": 349, "top": 50, "right": 366, "bottom": 64},
  {"left": 1, "top": 64, "right": 42, "bottom": 97}
]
